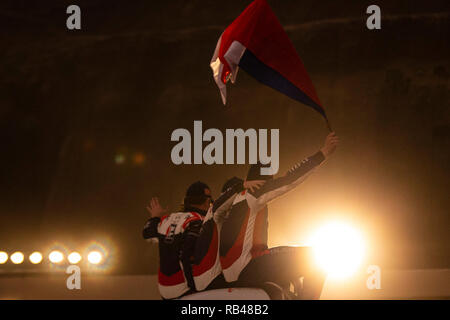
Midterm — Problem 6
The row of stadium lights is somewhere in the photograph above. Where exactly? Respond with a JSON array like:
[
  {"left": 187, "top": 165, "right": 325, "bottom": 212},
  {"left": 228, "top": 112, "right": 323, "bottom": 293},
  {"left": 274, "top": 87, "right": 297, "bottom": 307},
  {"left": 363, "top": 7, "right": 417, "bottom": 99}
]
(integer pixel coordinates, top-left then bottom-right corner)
[{"left": 0, "top": 250, "right": 103, "bottom": 265}]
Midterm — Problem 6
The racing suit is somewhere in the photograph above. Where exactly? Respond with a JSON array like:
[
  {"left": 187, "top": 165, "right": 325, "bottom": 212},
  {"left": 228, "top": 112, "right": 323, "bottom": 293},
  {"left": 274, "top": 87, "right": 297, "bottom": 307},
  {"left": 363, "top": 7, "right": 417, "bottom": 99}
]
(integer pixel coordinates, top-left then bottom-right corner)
[
  {"left": 192, "top": 181, "right": 244, "bottom": 291},
  {"left": 142, "top": 209, "right": 204, "bottom": 299},
  {"left": 219, "top": 151, "right": 326, "bottom": 295}
]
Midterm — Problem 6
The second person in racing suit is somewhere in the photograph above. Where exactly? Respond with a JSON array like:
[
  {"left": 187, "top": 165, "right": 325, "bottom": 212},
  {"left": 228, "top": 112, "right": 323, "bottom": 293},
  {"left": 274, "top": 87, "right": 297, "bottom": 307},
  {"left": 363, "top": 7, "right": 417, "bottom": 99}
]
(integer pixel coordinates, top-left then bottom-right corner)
[{"left": 218, "top": 132, "right": 339, "bottom": 299}]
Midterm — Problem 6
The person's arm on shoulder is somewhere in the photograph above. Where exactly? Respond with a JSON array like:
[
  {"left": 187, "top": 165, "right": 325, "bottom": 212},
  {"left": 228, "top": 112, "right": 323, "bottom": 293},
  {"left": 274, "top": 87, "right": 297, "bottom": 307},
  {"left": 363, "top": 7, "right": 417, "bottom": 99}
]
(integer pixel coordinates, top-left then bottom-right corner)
[
  {"left": 211, "top": 180, "right": 244, "bottom": 221},
  {"left": 211, "top": 179, "right": 266, "bottom": 218}
]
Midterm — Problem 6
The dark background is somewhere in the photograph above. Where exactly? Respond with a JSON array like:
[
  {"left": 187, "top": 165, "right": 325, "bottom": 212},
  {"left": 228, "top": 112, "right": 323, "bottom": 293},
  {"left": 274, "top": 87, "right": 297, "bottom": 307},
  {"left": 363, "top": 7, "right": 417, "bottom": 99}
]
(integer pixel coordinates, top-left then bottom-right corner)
[{"left": 0, "top": 0, "right": 448, "bottom": 274}]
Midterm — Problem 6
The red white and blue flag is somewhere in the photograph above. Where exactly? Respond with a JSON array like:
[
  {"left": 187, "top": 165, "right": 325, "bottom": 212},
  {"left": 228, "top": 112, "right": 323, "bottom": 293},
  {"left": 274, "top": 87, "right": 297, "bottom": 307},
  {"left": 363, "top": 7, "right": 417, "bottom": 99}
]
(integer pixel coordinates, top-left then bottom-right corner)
[{"left": 210, "top": 0, "right": 328, "bottom": 122}]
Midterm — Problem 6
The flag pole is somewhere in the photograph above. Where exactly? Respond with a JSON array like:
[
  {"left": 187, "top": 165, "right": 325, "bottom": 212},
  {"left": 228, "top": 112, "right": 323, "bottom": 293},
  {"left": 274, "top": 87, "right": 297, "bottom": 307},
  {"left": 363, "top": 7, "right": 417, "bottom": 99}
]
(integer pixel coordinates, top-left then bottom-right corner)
[{"left": 325, "top": 117, "right": 333, "bottom": 133}]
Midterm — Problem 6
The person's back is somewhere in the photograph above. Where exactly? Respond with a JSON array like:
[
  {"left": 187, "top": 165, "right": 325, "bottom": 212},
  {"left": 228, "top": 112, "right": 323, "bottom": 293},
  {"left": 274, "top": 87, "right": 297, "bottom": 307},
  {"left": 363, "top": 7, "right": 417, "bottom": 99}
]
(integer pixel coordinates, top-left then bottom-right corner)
[
  {"left": 143, "top": 181, "right": 212, "bottom": 299},
  {"left": 219, "top": 189, "right": 270, "bottom": 282},
  {"left": 144, "top": 210, "right": 203, "bottom": 299},
  {"left": 192, "top": 178, "right": 245, "bottom": 291},
  {"left": 192, "top": 177, "right": 266, "bottom": 291}
]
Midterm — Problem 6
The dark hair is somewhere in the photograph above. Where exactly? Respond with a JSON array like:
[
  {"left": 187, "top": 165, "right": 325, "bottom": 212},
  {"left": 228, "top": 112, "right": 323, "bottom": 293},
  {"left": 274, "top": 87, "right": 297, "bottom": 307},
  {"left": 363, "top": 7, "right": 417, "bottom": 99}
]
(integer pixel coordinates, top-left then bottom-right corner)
[
  {"left": 246, "top": 163, "right": 274, "bottom": 181},
  {"left": 221, "top": 176, "right": 244, "bottom": 193},
  {"left": 183, "top": 181, "right": 211, "bottom": 208}
]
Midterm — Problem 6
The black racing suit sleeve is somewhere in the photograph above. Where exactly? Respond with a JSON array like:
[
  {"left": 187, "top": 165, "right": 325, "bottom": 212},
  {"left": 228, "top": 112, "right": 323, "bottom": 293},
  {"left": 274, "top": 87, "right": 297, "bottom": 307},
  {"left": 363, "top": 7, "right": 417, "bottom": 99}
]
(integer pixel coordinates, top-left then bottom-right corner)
[
  {"left": 142, "top": 217, "right": 161, "bottom": 239},
  {"left": 180, "top": 219, "right": 203, "bottom": 291},
  {"left": 251, "top": 151, "right": 325, "bottom": 210}
]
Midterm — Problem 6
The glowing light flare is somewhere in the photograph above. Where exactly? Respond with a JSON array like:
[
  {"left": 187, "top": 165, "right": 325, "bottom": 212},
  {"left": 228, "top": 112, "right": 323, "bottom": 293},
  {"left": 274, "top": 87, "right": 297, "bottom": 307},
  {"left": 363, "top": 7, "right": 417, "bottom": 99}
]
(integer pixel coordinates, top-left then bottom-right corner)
[
  {"left": 68, "top": 252, "right": 82, "bottom": 264},
  {"left": 115, "top": 154, "right": 125, "bottom": 165},
  {"left": 49, "top": 250, "right": 64, "bottom": 264},
  {"left": 87, "top": 251, "right": 103, "bottom": 265},
  {"left": 133, "top": 152, "right": 146, "bottom": 165},
  {"left": 11, "top": 252, "right": 25, "bottom": 264},
  {"left": 309, "top": 222, "right": 365, "bottom": 279},
  {"left": 0, "top": 251, "right": 8, "bottom": 264},
  {"left": 29, "top": 252, "right": 43, "bottom": 264},
  {"left": 84, "top": 240, "right": 114, "bottom": 271}
]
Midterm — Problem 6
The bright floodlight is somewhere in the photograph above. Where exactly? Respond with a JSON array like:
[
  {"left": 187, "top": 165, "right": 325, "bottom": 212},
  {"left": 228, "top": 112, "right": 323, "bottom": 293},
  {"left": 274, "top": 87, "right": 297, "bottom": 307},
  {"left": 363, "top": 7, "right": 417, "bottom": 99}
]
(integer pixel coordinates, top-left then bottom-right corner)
[
  {"left": 11, "top": 252, "right": 25, "bottom": 264},
  {"left": 87, "top": 251, "right": 103, "bottom": 265},
  {"left": 49, "top": 250, "right": 64, "bottom": 263},
  {"left": 68, "top": 252, "right": 82, "bottom": 264},
  {"left": 29, "top": 252, "right": 43, "bottom": 264},
  {"left": 0, "top": 251, "right": 8, "bottom": 264},
  {"left": 309, "top": 222, "right": 365, "bottom": 279}
]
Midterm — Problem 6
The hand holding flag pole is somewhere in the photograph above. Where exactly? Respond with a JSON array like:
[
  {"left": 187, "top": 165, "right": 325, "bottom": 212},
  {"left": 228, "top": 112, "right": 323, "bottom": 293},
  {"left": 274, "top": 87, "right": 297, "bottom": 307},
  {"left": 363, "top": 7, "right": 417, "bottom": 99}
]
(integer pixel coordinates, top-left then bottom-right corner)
[{"left": 210, "top": 0, "right": 332, "bottom": 132}]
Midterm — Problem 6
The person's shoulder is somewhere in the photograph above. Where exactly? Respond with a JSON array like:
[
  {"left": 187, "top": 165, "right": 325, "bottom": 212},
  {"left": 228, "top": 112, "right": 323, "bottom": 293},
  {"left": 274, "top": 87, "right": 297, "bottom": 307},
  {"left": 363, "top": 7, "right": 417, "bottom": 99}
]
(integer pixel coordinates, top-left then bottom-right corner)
[
  {"left": 169, "top": 211, "right": 202, "bottom": 220},
  {"left": 170, "top": 211, "right": 185, "bottom": 215},
  {"left": 163, "top": 211, "right": 185, "bottom": 222}
]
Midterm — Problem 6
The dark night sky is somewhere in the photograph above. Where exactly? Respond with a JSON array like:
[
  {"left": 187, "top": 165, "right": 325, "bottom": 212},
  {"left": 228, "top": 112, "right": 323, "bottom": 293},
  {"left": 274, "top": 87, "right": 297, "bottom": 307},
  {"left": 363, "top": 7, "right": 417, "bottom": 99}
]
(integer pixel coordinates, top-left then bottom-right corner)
[{"left": 0, "top": 0, "right": 449, "bottom": 274}]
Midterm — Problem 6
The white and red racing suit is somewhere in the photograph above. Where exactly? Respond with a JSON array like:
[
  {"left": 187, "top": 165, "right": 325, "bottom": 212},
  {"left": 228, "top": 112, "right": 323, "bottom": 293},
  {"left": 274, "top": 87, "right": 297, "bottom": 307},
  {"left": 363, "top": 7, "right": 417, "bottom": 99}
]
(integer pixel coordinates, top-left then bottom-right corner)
[
  {"left": 192, "top": 181, "right": 244, "bottom": 291},
  {"left": 219, "top": 151, "right": 326, "bottom": 283},
  {"left": 143, "top": 210, "right": 203, "bottom": 299}
]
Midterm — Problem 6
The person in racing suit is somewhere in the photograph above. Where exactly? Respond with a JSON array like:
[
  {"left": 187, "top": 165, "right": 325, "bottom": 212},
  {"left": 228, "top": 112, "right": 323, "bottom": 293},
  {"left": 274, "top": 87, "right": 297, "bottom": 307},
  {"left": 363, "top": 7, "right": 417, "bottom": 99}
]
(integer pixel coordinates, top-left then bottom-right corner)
[
  {"left": 218, "top": 132, "right": 339, "bottom": 299},
  {"left": 191, "top": 178, "right": 264, "bottom": 292},
  {"left": 142, "top": 181, "right": 212, "bottom": 299}
]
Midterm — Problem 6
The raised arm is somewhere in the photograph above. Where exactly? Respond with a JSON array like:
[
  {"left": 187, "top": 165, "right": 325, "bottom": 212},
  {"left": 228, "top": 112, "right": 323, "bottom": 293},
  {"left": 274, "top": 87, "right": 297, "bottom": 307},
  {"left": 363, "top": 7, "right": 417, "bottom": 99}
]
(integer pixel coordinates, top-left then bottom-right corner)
[
  {"left": 142, "top": 197, "right": 167, "bottom": 239},
  {"left": 251, "top": 132, "right": 339, "bottom": 209}
]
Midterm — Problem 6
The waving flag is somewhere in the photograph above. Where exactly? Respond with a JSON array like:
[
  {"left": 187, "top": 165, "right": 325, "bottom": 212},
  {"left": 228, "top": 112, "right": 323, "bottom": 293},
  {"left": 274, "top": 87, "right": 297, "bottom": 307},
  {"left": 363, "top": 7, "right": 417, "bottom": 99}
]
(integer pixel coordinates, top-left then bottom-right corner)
[{"left": 210, "top": 0, "right": 329, "bottom": 126}]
